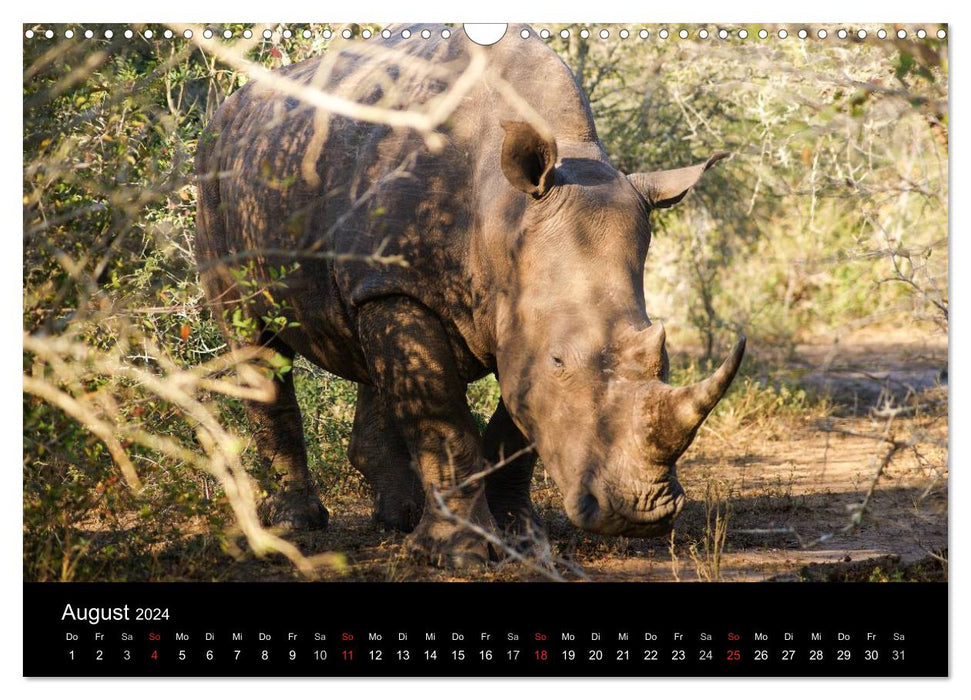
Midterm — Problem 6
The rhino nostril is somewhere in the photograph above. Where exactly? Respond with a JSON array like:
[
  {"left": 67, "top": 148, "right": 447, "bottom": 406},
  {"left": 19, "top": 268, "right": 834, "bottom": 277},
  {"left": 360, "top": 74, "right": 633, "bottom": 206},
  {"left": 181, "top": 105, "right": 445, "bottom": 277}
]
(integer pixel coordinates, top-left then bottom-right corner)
[
  {"left": 578, "top": 492, "right": 601, "bottom": 521},
  {"left": 671, "top": 480, "right": 685, "bottom": 500}
]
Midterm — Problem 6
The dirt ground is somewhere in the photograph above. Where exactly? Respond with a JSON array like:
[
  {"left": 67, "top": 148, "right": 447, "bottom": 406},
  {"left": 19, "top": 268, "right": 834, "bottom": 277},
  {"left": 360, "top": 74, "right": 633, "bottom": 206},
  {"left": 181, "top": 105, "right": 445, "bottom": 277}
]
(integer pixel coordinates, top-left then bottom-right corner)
[
  {"left": 83, "top": 328, "right": 944, "bottom": 583},
  {"left": 158, "top": 327, "right": 941, "bottom": 584}
]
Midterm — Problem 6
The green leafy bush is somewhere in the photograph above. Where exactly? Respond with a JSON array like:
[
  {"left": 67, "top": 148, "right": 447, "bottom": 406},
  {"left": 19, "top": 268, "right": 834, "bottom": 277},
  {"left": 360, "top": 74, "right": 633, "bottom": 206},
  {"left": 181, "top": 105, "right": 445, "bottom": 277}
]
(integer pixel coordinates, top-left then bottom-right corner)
[{"left": 23, "top": 24, "right": 947, "bottom": 580}]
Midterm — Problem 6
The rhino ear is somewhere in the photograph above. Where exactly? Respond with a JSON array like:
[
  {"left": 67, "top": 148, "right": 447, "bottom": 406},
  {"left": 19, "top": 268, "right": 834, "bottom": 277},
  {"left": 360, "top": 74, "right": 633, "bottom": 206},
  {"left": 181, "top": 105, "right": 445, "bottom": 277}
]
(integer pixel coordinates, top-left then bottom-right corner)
[
  {"left": 500, "top": 120, "right": 558, "bottom": 198},
  {"left": 628, "top": 152, "right": 729, "bottom": 209}
]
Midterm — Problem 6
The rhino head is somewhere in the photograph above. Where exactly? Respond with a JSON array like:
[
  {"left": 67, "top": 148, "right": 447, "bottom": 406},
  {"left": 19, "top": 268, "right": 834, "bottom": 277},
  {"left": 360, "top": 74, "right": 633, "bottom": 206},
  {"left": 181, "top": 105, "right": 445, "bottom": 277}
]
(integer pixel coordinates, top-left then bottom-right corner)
[{"left": 491, "top": 120, "right": 745, "bottom": 538}]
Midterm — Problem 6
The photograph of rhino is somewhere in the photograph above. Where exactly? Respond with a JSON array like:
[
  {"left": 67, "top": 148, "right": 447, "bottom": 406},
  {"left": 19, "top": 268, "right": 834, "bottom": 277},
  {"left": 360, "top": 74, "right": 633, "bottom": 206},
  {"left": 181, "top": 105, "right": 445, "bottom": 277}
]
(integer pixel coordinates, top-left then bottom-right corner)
[{"left": 24, "top": 23, "right": 948, "bottom": 583}]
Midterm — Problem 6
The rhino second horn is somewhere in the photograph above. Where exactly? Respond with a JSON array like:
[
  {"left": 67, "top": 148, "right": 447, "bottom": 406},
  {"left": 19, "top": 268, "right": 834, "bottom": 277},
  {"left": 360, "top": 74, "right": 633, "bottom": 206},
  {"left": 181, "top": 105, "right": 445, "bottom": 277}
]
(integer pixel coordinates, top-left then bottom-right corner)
[
  {"left": 639, "top": 321, "right": 669, "bottom": 380},
  {"left": 672, "top": 334, "right": 746, "bottom": 431},
  {"left": 642, "top": 322, "right": 666, "bottom": 356}
]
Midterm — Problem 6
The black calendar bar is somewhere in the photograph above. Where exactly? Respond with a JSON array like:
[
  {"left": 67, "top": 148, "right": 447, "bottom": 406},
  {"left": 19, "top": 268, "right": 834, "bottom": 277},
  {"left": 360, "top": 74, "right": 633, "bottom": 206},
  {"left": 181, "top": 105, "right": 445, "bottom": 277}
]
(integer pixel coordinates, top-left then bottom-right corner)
[{"left": 23, "top": 582, "right": 947, "bottom": 677}]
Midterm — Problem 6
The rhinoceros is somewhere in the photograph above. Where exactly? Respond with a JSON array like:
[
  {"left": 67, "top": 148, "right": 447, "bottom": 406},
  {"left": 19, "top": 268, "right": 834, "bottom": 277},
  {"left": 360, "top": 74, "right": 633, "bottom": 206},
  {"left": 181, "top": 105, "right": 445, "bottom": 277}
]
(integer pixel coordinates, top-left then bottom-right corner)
[{"left": 195, "top": 23, "right": 745, "bottom": 566}]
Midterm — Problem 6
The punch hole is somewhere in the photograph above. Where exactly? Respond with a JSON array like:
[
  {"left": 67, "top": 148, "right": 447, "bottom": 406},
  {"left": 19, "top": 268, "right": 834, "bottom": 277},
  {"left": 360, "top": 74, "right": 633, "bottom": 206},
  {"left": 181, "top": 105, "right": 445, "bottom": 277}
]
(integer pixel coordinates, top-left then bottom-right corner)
[
  {"left": 639, "top": 29, "right": 648, "bottom": 39},
  {"left": 263, "top": 29, "right": 272, "bottom": 39},
  {"left": 243, "top": 30, "right": 252, "bottom": 39},
  {"left": 916, "top": 29, "right": 926, "bottom": 39},
  {"left": 303, "top": 29, "right": 312, "bottom": 39},
  {"left": 382, "top": 29, "right": 391, "bottom": 39},
  {"left": 24, "top": 29, "right": 33, "bottom": 39},
  {"left": 619, "top": 29, "right": 629, "bottom": 39},
  {"left": 837, "top": 29, "right": 847, "bottom": 39},
  {"left": 84, "top": 29, "right": 94, "bottom": 39},
  {"left": 362, "top": 29, "right": 372, "bottom": 39},
  {"left": 877, "top": 29, "right": 887, "bottom": 39},
  {"left": 143, "top": 29, "right": 152, "bottom": 39},
  {"left": 164, "top": 30, "right": 173, "bottom": 39},
  {"left": 462, "top": 24, "right": 506, "bottom": 45},
  {"left": 738, "top": 29, "right": 748, "bottom": 39},
  {"left": 758, "top": 29, "right": 767, "bottom": 39},
  {"left": 817, "top": 29, "right": 827, "bottom": 39},
  {"left": 283, "top": 29, "right": 292, "bottom": 39},
  {"left": 599, "top": 29, "right": 609, "bottom": 39},
  {"left": 678, "top": 29, "right": 688, "bottom": 39},
  {"left": 182, "top": 30, "right": 191, "bottom": 39},
  {"left": 421, "top": 29, "right": 431, "bottom": 39},
  {"left": 580, "top": 29, "right": 590, "bottom": 39},
  {"left": 401, "top": 29, "right": 411, "bottom": 39},
  {"left": 64, "top": 29, "right": 74, "bottom": 38},
  {"left": 798, "top": 29, "right": 808, "bottom": 39},
  {"left": 700, "top": 29, "right": 710, "bottom": 39},
  {"left": 342, "top": 29, "right": 352, "bottom": 39},
  {"left": 322, "top": 29, "right": 332, "bottom": 39},
  {"left": 778, "top": 29, "right": 788, "bottom": 39},
  {"left": 203, "top": 29, "right": 213, "bottom": 39},
  {"left": 659, "top": 29, "right": 669, "bottom": 39},
  {"left": 540, "top": 29, "right": 550, "bottom": 39},
  {"left": 520, "top": 29, "right": 530, "bottom": 39},
  {"left": 718, "top": 28, "right": 728, "bottom": 39},
  {"left": 937, "top": 29, "right": 947, "bottom": 38},
  {"left": 124, "top": 29, "right": 133, "bottom": 38},
  {"left": 857, "top": 29, "right": 867, "bottom": 39},
  {"left": 441, "top": 29, "right": 450, "bottom": 39},
  {"left": 559, "top": 29, "right": 569, "bottom": 39},
  {"left": 105, "top": 30, "right": 114, "bottom": 39},
  {"left": 226, "top": 30, "right": 235, "bottom": 39},
  {"left": 896, "top": 29, "right": 907, "bottom": 39}
]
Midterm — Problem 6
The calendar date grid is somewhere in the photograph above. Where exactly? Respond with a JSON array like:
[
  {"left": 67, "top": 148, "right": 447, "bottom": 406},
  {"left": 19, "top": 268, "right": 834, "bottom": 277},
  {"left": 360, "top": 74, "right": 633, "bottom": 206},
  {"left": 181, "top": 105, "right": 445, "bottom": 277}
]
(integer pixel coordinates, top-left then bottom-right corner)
[
  {"left": 58, "top": 624, "right": 912, "bottom": 672},
  {"left": 25, "top": 582, "right": 946, "bottom": 677}
]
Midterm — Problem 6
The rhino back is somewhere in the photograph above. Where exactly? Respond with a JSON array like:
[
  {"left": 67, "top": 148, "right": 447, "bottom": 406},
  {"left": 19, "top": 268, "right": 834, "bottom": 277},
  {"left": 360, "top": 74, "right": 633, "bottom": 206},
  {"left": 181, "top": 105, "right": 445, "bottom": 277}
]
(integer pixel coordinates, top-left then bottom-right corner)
[{"left": 196, "top": 25, "right": 601, "bottom": 382}]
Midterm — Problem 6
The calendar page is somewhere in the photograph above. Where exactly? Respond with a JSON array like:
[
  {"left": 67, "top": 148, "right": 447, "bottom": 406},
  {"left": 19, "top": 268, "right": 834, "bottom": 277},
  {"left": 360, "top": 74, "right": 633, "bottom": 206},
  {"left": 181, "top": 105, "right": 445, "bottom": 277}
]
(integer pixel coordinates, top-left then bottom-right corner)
[{"left": 22, "top": 20, "right": 948, "bottom": 677}]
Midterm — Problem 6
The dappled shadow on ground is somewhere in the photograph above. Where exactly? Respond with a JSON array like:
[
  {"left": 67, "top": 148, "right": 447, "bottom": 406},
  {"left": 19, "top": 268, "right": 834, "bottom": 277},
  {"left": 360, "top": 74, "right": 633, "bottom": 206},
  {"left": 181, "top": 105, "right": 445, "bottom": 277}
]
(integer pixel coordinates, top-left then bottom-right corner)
[
  {"left": 553, "top": 482, "right": 945, "bottom": 583},
  {"left": 54, "top": 331, "right": 947, "bottom": 584},
  {"left": 71, "top": 437, "right": 945, "bottom": 583},
  {"left": 779, "top": 329, "right": 947, "bottom": 416}
]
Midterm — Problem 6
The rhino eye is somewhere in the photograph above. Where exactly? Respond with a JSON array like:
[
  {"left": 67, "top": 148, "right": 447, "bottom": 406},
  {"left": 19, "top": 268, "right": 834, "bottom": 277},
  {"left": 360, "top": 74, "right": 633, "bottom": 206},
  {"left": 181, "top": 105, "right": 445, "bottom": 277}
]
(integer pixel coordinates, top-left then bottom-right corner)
[
  {"left": 550, "top": 355, "right": 565, "bottom": 369},
  {"left": 598, "top": 348, "right": 613, "bottom": 371}
]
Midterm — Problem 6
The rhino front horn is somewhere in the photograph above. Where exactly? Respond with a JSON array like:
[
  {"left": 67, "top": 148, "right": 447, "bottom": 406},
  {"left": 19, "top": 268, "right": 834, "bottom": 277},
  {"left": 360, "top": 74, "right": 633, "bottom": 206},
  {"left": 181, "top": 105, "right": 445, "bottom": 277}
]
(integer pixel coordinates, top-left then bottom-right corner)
[{"left": 671, "top": 334, "right": 746, "bottom": 433}]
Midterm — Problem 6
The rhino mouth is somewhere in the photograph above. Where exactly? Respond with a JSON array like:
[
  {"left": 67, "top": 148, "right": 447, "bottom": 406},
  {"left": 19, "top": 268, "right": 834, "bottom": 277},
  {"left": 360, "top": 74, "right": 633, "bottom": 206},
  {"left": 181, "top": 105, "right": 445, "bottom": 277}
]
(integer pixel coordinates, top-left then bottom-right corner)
[{"left": 570, "top": 480, "right": 685, "bottom": 537}]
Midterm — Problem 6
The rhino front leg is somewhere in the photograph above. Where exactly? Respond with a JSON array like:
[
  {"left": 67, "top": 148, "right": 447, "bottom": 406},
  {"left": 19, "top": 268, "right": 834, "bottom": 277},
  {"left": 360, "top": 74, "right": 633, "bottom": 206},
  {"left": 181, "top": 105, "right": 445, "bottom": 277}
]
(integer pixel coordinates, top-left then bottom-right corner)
[
  {"left": 483, "top": 398, "right": 543, "bottom": 539},
  {"left": 348, "top": 384, "right": 424, "bottom": 532},
  {"left": 357, "top": 297, "right": 496, "bottom": 568}
]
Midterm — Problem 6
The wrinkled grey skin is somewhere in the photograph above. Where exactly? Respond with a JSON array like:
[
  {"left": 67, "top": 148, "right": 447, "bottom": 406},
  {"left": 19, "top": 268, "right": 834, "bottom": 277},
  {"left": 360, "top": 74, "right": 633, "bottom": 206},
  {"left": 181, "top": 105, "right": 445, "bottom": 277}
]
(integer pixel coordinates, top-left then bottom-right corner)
[{"left": 196, "top": 24, "right": 745, "bottom": 566}]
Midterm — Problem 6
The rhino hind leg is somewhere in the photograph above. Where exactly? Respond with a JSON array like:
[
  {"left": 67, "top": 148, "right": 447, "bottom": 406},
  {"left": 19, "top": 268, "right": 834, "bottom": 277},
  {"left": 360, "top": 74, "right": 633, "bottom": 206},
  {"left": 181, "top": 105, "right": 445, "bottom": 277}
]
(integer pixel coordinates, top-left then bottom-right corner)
[
  {"left": 348, "top": 384, "right": 424, "bottom": 532},
  {"left": 247, "top": 341, "right": 329, "bottom": 531},
  {"left": 483, "top": 399, "right": 545, "bottom": 544},
  {"left": 196, "top": 249, "right": 328, "bottom": 531},
  {"left": 357, "top": 296, "right": 497, "bottom": 568}
]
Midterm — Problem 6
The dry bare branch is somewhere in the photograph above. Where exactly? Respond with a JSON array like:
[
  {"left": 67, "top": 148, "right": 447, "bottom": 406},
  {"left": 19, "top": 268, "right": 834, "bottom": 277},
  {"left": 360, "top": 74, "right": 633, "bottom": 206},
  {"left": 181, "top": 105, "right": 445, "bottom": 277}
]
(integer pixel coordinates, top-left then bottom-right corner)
[
  {"left": 23, "top": 331, "right": 333, "bottom": 578},
  {"left": 168, "top": 23, "right": 488, "bottom": 150}
]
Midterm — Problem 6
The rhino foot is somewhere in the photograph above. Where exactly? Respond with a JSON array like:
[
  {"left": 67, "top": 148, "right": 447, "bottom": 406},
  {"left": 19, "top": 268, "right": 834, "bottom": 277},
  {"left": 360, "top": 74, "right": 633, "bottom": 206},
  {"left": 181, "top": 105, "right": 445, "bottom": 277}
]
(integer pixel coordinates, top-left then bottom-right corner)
[
  {"left": 374, "top": 498, "right": 423, "bottom": 533},
  {"left": 372, "top": 480, "right": 425, "bottom": 533},
  {"left": 491, "top": 500, "right": 543, "bottom": 535},
  {"left": 495, "top": 508, "right": 549, "bottom": 555},
  {"left": 405, "top": 529, "right": 495, "bottom": 569},
  {"left": 260, "top": 488, "right": 329, "bottom": 531},
  {"left": 405, "top": 496, "right": 497, "bottom": 569}
]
